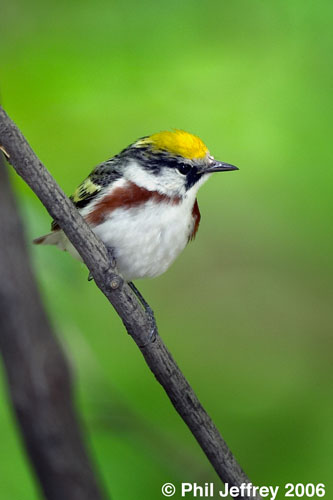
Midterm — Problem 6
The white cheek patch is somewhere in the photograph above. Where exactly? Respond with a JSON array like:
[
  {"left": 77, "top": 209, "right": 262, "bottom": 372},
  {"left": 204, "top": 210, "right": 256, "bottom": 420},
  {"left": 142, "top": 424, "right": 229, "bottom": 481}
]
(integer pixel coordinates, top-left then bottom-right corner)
[
  {"left": 124, "top": 161, "right": 187, "bottom": 197},
  {"left": 158, "top": 168, "right": 187, "bottom": 195},
  {"left": 125, "top": 161, "right": 158, "bottom": 191}
]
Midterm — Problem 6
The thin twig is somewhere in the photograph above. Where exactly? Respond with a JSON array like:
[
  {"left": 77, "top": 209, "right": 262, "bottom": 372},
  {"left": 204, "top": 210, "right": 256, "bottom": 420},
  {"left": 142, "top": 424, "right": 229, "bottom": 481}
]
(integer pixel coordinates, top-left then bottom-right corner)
[{"left": 0, "top": 106, "right": 261, "bottom": 499}]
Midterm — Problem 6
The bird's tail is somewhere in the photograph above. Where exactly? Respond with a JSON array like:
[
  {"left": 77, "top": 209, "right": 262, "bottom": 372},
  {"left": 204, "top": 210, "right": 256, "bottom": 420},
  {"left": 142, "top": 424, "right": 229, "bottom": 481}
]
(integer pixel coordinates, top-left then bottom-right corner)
[
  {"left": 33, "top": 230, "right": 82, "bottom": 261},
  {"left": 33, "top": 231, "right": 62, "bottom": 246}
]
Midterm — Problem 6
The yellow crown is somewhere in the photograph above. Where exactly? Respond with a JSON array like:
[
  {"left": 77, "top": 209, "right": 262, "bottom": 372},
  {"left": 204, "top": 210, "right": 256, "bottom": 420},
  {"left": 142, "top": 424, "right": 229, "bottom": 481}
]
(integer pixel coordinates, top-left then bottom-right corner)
[{"left": 138, "top": 130, "right": 208, "bottom": 160}]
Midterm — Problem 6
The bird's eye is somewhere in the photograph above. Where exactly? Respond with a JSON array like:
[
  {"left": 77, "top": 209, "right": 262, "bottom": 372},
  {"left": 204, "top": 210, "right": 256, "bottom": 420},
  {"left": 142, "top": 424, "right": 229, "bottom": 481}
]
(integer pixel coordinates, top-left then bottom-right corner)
[{"left": 177, "top": 163, "right": 191, "bottom": 175}]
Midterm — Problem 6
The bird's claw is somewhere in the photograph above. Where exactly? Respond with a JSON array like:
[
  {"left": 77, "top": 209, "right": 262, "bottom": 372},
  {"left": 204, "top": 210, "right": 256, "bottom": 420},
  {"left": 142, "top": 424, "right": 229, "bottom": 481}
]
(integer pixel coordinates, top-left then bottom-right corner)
[
  {"left": 0, "top": 145, "right": 10, "bottom": 159},
  {"left": 139, "top": 323, "right": 157, "bottom": 348}
]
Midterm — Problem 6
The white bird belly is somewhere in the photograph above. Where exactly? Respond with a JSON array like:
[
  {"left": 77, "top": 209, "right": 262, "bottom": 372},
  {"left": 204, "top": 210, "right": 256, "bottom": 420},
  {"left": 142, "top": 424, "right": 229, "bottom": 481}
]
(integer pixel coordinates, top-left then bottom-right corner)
[{"left": 92, "top": 199, "right": 195, "bottom": 281}]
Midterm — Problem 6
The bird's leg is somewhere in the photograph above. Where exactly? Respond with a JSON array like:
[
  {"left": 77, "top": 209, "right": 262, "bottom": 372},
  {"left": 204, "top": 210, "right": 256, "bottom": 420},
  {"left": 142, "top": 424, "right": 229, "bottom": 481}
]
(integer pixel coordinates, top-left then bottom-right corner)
[
  {"left": 128, "top": 281, "right": 157, "bottom": 346},
  {"left": 87, "top": 246, "right": 116, "bottom": 281}
]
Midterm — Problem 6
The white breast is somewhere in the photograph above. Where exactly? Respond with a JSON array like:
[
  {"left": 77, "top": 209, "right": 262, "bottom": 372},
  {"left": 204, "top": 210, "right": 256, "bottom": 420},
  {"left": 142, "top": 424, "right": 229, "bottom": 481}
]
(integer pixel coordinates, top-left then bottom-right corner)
[{"left": 92, "top": 194, "right": 196, "bottom": 281}]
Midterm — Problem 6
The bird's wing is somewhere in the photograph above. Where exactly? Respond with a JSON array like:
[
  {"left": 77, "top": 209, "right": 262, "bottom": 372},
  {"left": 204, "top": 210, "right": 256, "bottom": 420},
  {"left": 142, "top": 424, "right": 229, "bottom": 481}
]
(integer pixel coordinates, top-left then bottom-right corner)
[
  {"left": 51, "top": 160, "right": 121, "bottom": 231},
  {"left": 70, "top": 176, "right": 102, "bottom": 209}
]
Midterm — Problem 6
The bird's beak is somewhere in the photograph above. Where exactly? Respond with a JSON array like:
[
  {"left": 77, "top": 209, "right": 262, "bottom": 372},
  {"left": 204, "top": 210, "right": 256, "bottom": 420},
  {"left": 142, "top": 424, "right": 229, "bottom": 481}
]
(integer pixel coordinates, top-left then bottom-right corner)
[{"left": 203, "top": 160, "right": 239, "bottom": 174}]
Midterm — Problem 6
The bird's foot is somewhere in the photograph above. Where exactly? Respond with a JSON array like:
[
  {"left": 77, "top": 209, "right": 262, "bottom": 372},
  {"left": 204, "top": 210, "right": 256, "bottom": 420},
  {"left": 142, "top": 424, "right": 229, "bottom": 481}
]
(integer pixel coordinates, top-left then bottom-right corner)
[{"left": 140, "top": 324, "right": 157, "bottom": 348}]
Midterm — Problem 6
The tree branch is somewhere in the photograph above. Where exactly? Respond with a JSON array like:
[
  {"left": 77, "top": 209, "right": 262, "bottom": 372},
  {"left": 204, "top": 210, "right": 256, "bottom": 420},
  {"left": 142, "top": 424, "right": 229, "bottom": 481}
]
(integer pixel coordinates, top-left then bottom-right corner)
[
  {"left": 0, "top": 156, "right": 105, "bottom": 500},
  {"left": 0, "top": 106, "right": 261, "bottom": 499}
]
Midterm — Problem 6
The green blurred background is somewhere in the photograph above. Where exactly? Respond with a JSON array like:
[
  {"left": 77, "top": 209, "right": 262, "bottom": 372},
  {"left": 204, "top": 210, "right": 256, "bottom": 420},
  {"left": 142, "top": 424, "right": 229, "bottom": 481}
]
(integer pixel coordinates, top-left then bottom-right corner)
[{"left": 1, "top": 0, "right": 332, "bottom": 498}]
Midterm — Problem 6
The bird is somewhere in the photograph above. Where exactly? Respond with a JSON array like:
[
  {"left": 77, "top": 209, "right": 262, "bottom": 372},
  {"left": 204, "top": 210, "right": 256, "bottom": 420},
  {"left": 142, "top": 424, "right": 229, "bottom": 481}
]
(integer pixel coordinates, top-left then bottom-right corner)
[{"left": 34, "top": 130, "right": 238, "bottom": 284}]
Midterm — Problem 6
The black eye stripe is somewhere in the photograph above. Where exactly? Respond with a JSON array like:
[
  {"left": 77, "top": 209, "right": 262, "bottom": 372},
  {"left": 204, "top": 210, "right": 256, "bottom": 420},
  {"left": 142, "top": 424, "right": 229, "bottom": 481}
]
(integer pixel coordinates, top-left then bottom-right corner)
[
  {"left": 185, "top": 168, "right": 202, "bottom": 190},
  {"left": 123, "top": 146, "right": 204, "bottom": 190},
  {"left": 126, "top": 147, "right": 194, "bottom": 175}
]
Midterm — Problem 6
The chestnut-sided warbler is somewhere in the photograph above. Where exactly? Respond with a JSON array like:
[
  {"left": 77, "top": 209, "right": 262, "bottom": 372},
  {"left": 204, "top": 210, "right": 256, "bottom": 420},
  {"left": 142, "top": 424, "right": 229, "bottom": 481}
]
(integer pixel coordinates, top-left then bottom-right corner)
[{"left": 34, "top": 130, "right": 238, "bottom": 282}]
